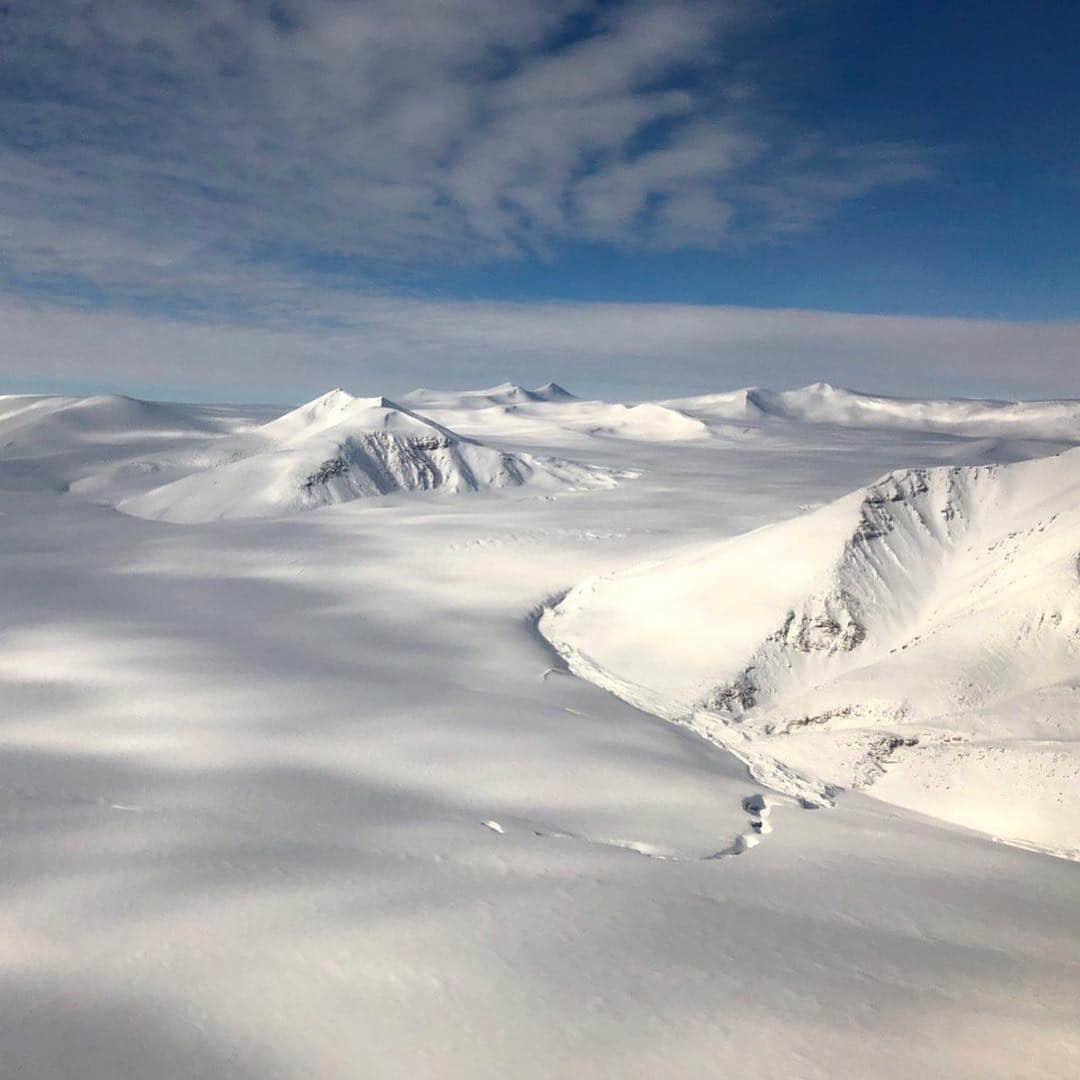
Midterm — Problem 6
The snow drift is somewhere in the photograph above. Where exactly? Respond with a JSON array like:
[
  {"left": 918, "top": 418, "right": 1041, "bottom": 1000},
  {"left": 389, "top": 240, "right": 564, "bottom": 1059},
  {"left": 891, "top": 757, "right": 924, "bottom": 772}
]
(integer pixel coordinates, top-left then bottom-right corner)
[{"left": 120, "top": 390, "right": 620, "bottom": 522}]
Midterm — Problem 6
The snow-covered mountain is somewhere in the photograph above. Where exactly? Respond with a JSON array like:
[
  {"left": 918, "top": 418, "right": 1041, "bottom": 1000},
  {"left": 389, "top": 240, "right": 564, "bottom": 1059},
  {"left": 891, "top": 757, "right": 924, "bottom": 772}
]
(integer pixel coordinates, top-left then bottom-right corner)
[
  {"left": 4, "top": 380, "right": 1080, "bottom": 1078},
  {"left": 542, "top": 447, "right": 1080, "bottom": 853},
  {"left": 572, "top": 400, "right": 710, "bottom": 441},
  {"left": 667, "top": 381, "right": 1080, "bottom": 441},
  {"left": 0, "top": 392, "right": 225, "bottom": 451},
  {"left": 404, "top": 383, "right": 711, "bottom": 443},
  {"left": 404, "top": 381, "right": 575, "bottom": 407},
  {"left": 120, "top": 390, "right": 620, "bottom": 522}
]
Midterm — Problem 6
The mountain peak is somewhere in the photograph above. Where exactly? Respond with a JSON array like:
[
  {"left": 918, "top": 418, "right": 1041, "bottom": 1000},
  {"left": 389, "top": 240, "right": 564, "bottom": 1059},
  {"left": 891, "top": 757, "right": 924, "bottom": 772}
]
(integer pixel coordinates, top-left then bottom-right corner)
[
  {"left": 311, "top": 387, "right": 356, "bottom": 406},
  {"left": 534, "top": 381, "right": 574, "bottom": 400}
]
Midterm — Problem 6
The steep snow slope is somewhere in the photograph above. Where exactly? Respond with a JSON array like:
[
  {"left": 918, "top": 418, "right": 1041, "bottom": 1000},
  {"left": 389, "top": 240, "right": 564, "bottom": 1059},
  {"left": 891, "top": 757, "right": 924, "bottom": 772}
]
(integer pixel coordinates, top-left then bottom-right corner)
[
  {"left": 257, "top": 386, "right": 360, "bottom": 440},
  {"left": 543, "top": 448, "right": 1080, "bottom": 853},
  {"left": 668, "top": 381, "right": 1080, "bottom": 441},
  {"left": 120, "top": 390, "right": 619, "bottom": 522}
]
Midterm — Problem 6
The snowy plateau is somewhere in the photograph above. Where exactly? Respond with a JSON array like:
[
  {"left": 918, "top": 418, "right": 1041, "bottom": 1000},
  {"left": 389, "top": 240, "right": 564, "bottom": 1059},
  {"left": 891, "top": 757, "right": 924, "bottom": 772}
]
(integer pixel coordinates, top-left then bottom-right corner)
[{"left": 1, "top": 381, "right": 1078, "bottom": 1078}]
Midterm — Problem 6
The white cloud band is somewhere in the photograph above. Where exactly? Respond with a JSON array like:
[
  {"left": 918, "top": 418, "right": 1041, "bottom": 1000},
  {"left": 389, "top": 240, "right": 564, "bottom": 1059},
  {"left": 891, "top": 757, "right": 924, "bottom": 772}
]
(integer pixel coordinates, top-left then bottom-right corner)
[{"left": 3, "top": 295, "right": 1076, "bottom": 402}]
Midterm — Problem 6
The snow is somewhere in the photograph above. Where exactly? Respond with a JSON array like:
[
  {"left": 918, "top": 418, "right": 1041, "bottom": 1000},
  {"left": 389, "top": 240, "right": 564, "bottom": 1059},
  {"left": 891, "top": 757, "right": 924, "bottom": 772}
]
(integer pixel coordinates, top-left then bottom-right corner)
[
  {"left": 668, "top": 380, "right": 1080, "bottom": 440},
  {"left": 543, "top": 450, "right": 1080, "bottom": 853},
  {"left": 402, "top": 383, "right": 712, "bottom": 443},
  {"left": 115, "top": 392, "right": 621, "bottom": 522},
  {"left": 2, "top": 380, "right": 1079, "bottom": 1078}
]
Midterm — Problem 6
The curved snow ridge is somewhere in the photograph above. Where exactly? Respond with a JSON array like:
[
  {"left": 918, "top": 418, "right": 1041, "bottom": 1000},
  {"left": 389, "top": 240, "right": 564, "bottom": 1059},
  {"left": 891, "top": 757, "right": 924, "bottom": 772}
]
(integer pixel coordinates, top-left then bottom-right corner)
[
  {"left": 541, "top": 447, "right": 1080, "bottom": 850},
  {"left": 537, "top": 593, "right": 839, "bottom": 810},
  {"left": 546, "top": 451, "right": 1080, "bottom": 723},
  {"left": 119, "top": 390, "right": 623, "bottom": 522}
]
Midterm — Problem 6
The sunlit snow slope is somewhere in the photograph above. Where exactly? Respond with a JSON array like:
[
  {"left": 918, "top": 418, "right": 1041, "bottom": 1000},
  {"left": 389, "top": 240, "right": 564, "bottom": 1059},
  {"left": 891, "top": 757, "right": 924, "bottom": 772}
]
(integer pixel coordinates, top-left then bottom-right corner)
[
  {"left": 543, "top": 448, "right": 1080, "bottom": 854},
  {"left": 120, "top": 390, "right": 619, "bottom": 522}
]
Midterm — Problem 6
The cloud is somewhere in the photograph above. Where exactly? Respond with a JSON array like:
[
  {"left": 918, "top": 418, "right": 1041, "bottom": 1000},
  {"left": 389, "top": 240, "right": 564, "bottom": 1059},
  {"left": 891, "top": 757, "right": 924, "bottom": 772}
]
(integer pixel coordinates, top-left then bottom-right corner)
[
  {"left": 0, "top": 0, "right": 933, "bottom": 303},
  {"left": 0, "top": 1, "right": 982, "bottom": 405},
  {"left": 3, "top": 294, "right": 1077, "bottom": 403}
]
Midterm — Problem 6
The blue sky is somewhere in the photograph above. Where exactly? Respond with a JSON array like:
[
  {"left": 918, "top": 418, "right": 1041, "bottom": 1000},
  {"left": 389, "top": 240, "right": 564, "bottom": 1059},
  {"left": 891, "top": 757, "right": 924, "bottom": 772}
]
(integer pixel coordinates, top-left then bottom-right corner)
[{"left": 1, "top": 0, "right": 1078, "bottom": 401}]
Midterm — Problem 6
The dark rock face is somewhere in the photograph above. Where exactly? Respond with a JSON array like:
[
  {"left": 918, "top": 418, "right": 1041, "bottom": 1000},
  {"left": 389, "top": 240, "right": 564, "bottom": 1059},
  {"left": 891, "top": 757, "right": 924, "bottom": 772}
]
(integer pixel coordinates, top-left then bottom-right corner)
[
  {"left": 697, "top": 467, "right": 979, "bottom": 720},
  {"left": 769, "top": 596, "right": 866, "bottom": 654},
  {"left": 303, "top": 457, "right": 350, "bottom": 490},
  {"left": 703, "top": 670, "right": 759, "bottom": 714}
]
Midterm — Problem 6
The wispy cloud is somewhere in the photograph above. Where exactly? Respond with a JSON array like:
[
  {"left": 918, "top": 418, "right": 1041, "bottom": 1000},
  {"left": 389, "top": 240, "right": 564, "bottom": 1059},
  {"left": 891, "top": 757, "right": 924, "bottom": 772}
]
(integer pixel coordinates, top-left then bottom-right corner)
[{"left": 0, "top": 0, "right": 933, "bottom": 307}]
